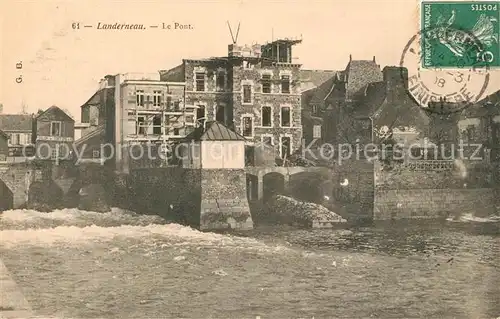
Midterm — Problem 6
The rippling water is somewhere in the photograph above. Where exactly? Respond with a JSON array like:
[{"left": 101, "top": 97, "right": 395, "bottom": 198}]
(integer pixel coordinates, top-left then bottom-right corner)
[{"left": 0, "top": 208, "right": 498, "bottom": 318}]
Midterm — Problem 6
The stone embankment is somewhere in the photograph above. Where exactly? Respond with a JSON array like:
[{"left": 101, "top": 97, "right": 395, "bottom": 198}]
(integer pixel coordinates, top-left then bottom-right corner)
[
  {"left": 0, "top": 259, "right": 33, "bottom": 318},
  {"left": 265, "top": 195, "right": 347, "bottom": 228}
]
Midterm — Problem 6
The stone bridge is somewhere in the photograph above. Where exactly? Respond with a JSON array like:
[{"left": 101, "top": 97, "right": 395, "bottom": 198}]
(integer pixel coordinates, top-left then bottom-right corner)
[
  {"left": 245, "top": 166, "right": 336, "bottom": 202},
  {"left": 0, "top": 162, "right": 79, "bottom": 210}
]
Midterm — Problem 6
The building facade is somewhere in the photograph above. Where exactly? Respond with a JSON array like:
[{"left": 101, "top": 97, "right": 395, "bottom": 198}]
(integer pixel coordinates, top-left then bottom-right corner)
[
  {"left": 75, "top": 73, "right": 193, "bottom": 172},
  {"left": 34, "top": 106, "right": 75, "bottom": 161},
  {"left": 160, "top": 39, "right": 304, "bottom": 162},
  {"left": 0, "top": 114, "right": 34, "bottom": 161}
]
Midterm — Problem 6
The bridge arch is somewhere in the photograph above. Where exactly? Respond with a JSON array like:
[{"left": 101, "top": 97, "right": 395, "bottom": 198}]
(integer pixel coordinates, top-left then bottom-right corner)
[
  {"left": 262, "top": 172, "right": 285, "bottom": 201},
  {"left": 288, "top": 171, "right": 333, "bottom": 204}
]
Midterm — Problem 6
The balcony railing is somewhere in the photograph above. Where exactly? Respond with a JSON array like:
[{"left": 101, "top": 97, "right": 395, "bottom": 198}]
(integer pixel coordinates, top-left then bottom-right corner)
[{"left": 404, "top": 160, "right": 455, "bottom": 171}]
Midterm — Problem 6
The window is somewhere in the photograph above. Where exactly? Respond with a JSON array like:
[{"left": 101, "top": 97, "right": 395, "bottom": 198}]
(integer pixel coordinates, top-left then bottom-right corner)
[
  {"left": 195, "top": 72, "right": 205, "bottom": 92},
  {"left": 311, "top": 105, "right": 318, "bottom": 115},
  {"left": 173, "top": 100, "right": 180, "bottom": 111},
  {"left": 136, "top": 90, "right": 145, "bottom": 107},
  {"left": 465, "top": 125, "right": 475, "bottom": 141},
  {"left": 262, "top": 135, "right": 273, "bottom": 146},
  {"left": 281, "top": 106, "right": 291, "bottom": 127},
  {"left": 9, "top": 133, "right": 19, "bottom": 145},
  {"left": 137, "top": 116, "right": 145, "bottom": 135},
  {"left": 243, "top": 85, "right": 252, "bottom": 104},
  {"left": 153, "top": 90, "right": 162, "bottom": 107},
  {"left": 216, "top": 72, "right": 225, "bottom": 91},
  {"left": 153, "top": 115, "right": 162, "bottom": 135},
  {"left": 281, "top": 75, "right": 291, "bottom": 94},
  {"left": 261, "top": 106, "right": 272, "bottom": 127},
  {"left": 280, "top": 136, "right": 291, "bottom": 158},
  {"left": 242, "top": 116, "right": 253, "bottom": 137},
  {"left": 173, "top": 128, "right": 180, "bottom": 136},
  {"left": 262, "top": 74, "right": 271, "bottom": 93},
  {"left": 93, "top": 150, "right": 100, "bottom": 158},
  {"left": 196, "top": 105, "right": 206, "bottom": 127},
  {"left": 51, "top": 148, "right": 58, "bottom": 160},
  {"left": 50, "top": 121, "right": 61, "bottom": 136},
  {"left": 313, "top": 125, "right": 322, "bottom": 139},
  {"left": 216, "top": 104, "right": 225, "bottom": 123}
]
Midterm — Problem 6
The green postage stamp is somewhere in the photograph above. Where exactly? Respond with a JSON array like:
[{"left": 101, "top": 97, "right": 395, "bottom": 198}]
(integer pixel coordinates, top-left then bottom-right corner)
[{"left": 421, "top": 1, "right": 499, "bottom": 68}]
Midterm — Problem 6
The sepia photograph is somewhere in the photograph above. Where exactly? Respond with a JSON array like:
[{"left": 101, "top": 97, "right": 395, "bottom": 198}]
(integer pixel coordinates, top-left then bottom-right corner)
[{"left": 0, "top": 0, "right": 499, "bottom": 318}]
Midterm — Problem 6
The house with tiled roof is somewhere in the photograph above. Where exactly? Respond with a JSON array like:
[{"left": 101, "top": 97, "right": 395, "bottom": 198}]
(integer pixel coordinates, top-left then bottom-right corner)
[
  {"left": 303, "top": 55, "right": 383, "bottom": 145},
  {"left": 0, "top": 113, "right": 34, "bottom": 159},
  {"left": 33, "top": 105, "right": 75, "bottom": 161}
]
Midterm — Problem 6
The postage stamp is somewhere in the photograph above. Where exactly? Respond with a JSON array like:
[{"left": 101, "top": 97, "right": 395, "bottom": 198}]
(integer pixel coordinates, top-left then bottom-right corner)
[
  {"left": 400, "top": 25, "right": 491, "bottom": 114},
  {"left": 421, "top": 1, "right": 499, "bottom": 68}
]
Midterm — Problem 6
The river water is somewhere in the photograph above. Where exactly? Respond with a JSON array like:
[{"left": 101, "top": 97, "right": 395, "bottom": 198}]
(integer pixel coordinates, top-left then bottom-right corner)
[{"left": 0, "top": 208, "right": 498, "bottom": 319}]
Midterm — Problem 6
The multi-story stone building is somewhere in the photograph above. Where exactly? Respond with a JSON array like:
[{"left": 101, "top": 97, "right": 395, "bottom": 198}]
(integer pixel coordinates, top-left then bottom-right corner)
[
  {"left": 159, "top": 38, "right": 304, "bottom": 161},
  {"left": 75, "top": 73, "right": 193, "bottom": 172}
]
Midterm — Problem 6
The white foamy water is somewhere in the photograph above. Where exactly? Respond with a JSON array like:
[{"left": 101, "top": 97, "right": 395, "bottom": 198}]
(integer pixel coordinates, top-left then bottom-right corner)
[
  {"left": 446, "top": 213, "right": 500, "bottom": 223},
  {"left": 0, "top": 208, "right": 291, "bottom": 254}
]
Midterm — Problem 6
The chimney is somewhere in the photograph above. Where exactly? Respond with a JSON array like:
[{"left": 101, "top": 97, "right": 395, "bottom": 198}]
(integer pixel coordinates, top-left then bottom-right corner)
[
  {"left": 349, "top": 54, "right": 352, "bottom": 61},
  {"left": 0, "top": 103, "right": 3, "bottom": 114},
  {"left": 383, "top": 66, "right": 408, "bottom": 104},
  {"left": 373, "top": 56, "right": 376, "bottom": 63}
]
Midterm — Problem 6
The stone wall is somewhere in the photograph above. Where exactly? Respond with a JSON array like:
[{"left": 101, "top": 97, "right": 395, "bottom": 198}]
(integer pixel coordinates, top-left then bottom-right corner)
[
  {"left": 374, "top": 161, "right": 496, "bottom": 219},
  {"left": 200, "top": 169, "right": 253, "bottom": 230},
  {"left": 374, "top": 188, "right": 496, "bottom": 219},
  {"left": 126, "top": 168, "right": 200, "bottom": 225},
  {"left": 332, "top": 160, "right": 375, "bottom": 221},
  {"left": 125, "top": 167, "right": 252, "bottom": 230}
]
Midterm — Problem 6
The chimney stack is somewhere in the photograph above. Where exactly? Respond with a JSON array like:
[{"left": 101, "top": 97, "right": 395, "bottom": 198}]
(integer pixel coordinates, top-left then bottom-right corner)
[
  {"left": 0, "top": 103, "right": 3, "bottom": 114},
  {"left": 373, "top": 56, "right": 376, "bottom": 63},
  {"left": 349, "top": 54, "right": 352, "bottom": 61},
  {"left": 383, "top": 66, "right": 408, "bottom": 104}
]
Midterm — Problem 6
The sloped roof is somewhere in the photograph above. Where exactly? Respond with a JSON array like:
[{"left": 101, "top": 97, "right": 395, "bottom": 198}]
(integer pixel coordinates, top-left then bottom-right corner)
[
  {"left": 36, "top": 105, "right": 75, "bottom": 122},
  {"left": 0, "top": 114, "right": 33, "bottom": 132},
  {"left": 0, "top": 129, "right": 8, "bottom": 138},
  {"left": 309, "top": 77, "right": 337, "bottom": 105},
  {"left": 353, "top": 80, "right": 430, "bottom": 130},
  {"left": 345, "top": 60, "right": 383, "bottom": 99},
  {"left": 184, "top": 121, "right": 246, "bottom": 141},
  {"left": 299, "top": 69, "right": 337, "bottom": 88},
  {"left": 81, "top": 89, "right": 103, "bottom": 108}
]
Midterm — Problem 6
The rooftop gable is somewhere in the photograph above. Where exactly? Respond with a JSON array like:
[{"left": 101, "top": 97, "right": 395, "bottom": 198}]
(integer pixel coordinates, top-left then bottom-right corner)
[
  {"left": 36, "top": 105, "right": 75, "bottom": 122},
  {"left": 345, "top": 59, "right": 383, "bottom": 99}
]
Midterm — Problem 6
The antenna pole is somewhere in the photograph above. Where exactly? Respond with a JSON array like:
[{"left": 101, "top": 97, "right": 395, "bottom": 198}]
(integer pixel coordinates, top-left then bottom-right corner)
[
  {"left": 234, "top": 22, "right": 241, "bottom": 44},
  {"left": 227, "top": 21, "right": 236, "bottom": 44}
]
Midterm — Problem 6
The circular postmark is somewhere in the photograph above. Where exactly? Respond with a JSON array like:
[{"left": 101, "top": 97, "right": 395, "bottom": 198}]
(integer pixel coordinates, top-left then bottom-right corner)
[{"left": 400, "top": 26, "right": 490, "bottom": 115}]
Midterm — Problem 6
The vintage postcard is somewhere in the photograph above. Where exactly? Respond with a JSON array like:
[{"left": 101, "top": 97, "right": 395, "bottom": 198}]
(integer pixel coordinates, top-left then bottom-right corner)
[{"left": 0, "top": 0, "right": 499, "bottom": 318}]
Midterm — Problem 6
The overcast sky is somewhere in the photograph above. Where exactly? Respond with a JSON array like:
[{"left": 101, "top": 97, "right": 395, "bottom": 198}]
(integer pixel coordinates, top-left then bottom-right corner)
[{"left": 1, "top": 0, "right": 499, "bottom": 118}]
